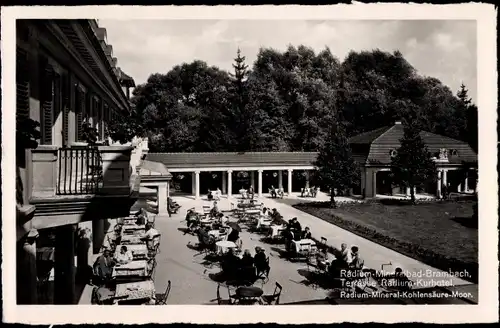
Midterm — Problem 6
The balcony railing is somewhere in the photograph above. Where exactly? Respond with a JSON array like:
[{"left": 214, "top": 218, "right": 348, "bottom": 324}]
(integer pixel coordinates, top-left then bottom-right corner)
[
  {"left": 31, "top": 145, "right": 135, "bottom": 199},
  {"left": 57, "top": 147, "right": 103, "bottom": 195}
]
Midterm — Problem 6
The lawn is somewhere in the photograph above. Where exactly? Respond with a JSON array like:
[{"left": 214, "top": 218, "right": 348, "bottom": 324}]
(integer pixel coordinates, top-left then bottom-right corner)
[{"left": 294, "top": 200, "right": 478, "bottom": 283}]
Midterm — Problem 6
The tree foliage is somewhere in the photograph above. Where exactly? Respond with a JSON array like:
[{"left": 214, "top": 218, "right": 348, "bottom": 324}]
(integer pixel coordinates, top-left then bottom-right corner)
[
  {"left": 130, "top": 46, "right": 476, "bottom": 159},
  {"left": 391, "top": 121, "right": 437, "bottom": 204}
]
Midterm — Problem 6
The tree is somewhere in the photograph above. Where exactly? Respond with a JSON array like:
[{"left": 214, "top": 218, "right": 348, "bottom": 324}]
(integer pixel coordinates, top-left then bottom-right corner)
[
  {"left": 229, "top": 48, "right": 251, "bottom": 151},
  {"left": 456, "top": 83, "right": 478, "bottom": 153},
  {"left": 314, "top": 74, "right": 359, "bottom": 208},
  {"left": 391, "top": 122, "right": 437, "bottom": 204},
  {"left": 314, "top": 121, "right": 359, "bottom": 208},
  {"left": 107, "top": 109, "right": 144, "bottom": 144}
]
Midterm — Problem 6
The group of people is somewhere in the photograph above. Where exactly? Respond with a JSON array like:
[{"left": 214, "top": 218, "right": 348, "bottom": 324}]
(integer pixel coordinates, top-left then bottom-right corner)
[
  {"left": 269, "top": 185, "right": 284, "bottom": 199},
  {"left": 283, "top": 217, "right": 312, "bottom": 253},
  {"left": 325, "top": 243, "right": 365, "bottom": 277},
  {"left": 93, "top": 217, "right": 160, "bottom": 285},
  {"left": 301, "top": 186, "right": 318, "bottom": 198},
  {"left": 220, "top": 246, "right": 271, "bottom": 282},
  {"left": 207, "top": 188, "right": 222, "bottom": 201}
]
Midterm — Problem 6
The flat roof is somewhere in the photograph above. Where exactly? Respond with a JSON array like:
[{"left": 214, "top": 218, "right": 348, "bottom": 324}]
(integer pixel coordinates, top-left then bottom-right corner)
[{"left": 144, "top": 152, "right": 318, "bottom": 170}]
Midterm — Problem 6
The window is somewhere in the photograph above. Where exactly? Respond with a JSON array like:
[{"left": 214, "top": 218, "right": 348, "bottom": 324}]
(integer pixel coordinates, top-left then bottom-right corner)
[
  {"left": 16, "top": 47, "right": 30, "bottom": 121},
  {"left": 390, "top": 149, "right": 398, "bottom": 157},
  {"left": 450, "top": 149, "right": 459, "bottom": 156}
]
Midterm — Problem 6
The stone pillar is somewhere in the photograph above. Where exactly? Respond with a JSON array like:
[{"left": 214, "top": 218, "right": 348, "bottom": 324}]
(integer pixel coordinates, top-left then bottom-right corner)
[
  {"left": 360, "top": 168, "right": 366, "bottom": 197},
  {"left": 437, "top": 170, "right": 442, "bottom": 198},
  {"left": 287, "top": 169, "right": 293, "bottom": 195},
  {"left": 222, "top": 172, "right": 227, "bottom": 194},
  {"left": 16, "top": 231, "right": 38, "bottom": 304},
  {"left": 76, "top": 222, "right": 92, "bottom": 283},
  {"left": 195, "top": 171, "right": 200, "bottom": 200},
  {"left": 54, "top": 225, "right": 76, "bottom": 304},
  {"left": 250, "top": 171, "right": 255, "bottom": 189},
  {"left": 278, "top": 170, "right": 283, "bottom": 189},
  {"left": 406, "top": 187, "right": 411, "bottom": 196},
  {"left": 305, "top": 171, "right": 310, "bottom": 189},
  {"left": 157, "top": 183, "right": 168, "bottom": 215},
  {"left": 98, "top": 146, "right": 133, "bottom": 195},
  {"left": 442, "top": 169, "right": 448, "bottom": 187},
  {"left": 191, "top": 172, "right": 196, "bottom": 196},
  {"left": 464, "top": 171, "right": 469, "bottom": 192},
  {"left": 258, "top": 170, "right": 263, "bottom": 198},
  {"left": 92, "top": 219, "right": 104, "bottom": 254},
  {"left": 227, "top": 170, "right": 233, "bottom": 198},
  {"left": 364, "top": 168, "right": 377, "bottom": 198},
  {"left": 372, "top": 170, "right": 377, "bottom": 197}
]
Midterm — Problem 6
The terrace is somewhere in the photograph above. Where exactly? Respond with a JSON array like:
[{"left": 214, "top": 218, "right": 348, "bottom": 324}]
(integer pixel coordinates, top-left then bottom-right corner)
[{"left": 82, "top": 190, "right": 478, "bottom": 305}]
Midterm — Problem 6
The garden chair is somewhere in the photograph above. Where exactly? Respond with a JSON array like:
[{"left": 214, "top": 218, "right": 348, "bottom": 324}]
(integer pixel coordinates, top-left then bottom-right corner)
[
  {"left": 146, "top": 257, "right": 157, "bottom": 280},
  {"left": 216, "top": 284, "right": 234, "bottom": 305},
  {"left": 155, "top": 280, "right": 171, "bottom": 305},
  {"left": 260, "top": 282, "right": 282, "bottom": 305}
]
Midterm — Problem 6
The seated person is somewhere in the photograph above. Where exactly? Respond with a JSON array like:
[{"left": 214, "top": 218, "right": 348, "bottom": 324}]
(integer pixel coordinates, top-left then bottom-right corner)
[
  {"left": 221, "top": 248, "right": 241, "bottom": 279},
  {"left": 349, "top": 246, "right": 364, "bottom": 270},
  {"left": 209, "top": 201, "right": 220, "bottom": 217},
  {"left": 301, "top": 226, "right": 312, "bottom": 240},
  {"left": 248, "top": 185, "right": 255, "bottom": 199},
  {"left": 215, "top": 187, "right": 222, "bottom": 200},
  {"left": 115, "top": 245, "right": 133, "bottom": 264},
  {"left": 311, "top": 186, "right": 318, "bottom": 198},
  {"left": 217, "top": 212, "right": 229, "bottom": 227},
  {"left": 227, "top": 227, "right": 240, "bottom": 243},
  {"left": 254, "top": 246, "right": 270, "bottom": 277},
  {"left": 93, "top": 249, "right": 115, "bottom": 283},
  {"left": 240, "top": 249, "right": 254, "bottom": 268},
  {"left": 289, "top": 217, "right": 302, "bottom": 236},
  {"left": 185, "top": 209, "right": 199, "bottom": 229},
  {"left": 283, "top": 229, "right": 295, "bottom": 253},
  {"left": 269, "top": 185, "right": 277, "bottom": 198},
  {"left": 140, "top": 223, "right": 160, "bottom": 244},
  {"left": 207, "top": 190, "right": 214, "bottom": 201},
  {"left": 261, "top": 207, "right": 269, "bottom": 217},
  {"left": 328, "top": 243, "right": 350, "bottom": 277},
  {"left": 167, "top": 197, "right": 180, "bottom": 211},
  {"left": 136, "top": 213, "right": 146, "bottom": 226},
  {"left": 277, "top": 187, "right": 284, "bottom": 198},
  {"left": 197, "top": 226, "right": 216, "bottom": 251}
]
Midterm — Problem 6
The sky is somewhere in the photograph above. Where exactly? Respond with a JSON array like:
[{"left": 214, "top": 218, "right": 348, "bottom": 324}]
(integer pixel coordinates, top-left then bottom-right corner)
[{"left": 99, "top": 19, "right": 477, "bottom": 102}]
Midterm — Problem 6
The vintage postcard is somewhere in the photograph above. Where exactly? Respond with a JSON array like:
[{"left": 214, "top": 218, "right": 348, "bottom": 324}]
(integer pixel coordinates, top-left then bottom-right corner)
[{"left": 1, "top": 3, "right": 498, "bottom": 324}]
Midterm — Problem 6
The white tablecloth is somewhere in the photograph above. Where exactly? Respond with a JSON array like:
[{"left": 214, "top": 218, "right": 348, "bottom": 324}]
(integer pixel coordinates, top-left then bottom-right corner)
[
  {"left": 269, "top": 225, "right": 285, "bottom": 238},
  {"left": 293, "top": 239, "right": 315, "bottom": 253},
  {"left": 216, "top": 241, "right": 237, "bottom": 254}
]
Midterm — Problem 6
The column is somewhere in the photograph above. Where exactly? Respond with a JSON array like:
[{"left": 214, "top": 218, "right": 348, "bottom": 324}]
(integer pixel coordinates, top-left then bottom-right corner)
[
  {"left": 305, "top": 171, "right": 310, "bottom": 189},
  {"left": 227, "top": 170, "right": 233, "bottom": 198},
  {"left": 278, "top": 170, "right": 283, "bottom": 189},
  {"left": 16, "top": 232, "right": 38, "bottom": 304},
  {"left": 371, "top": 170, "right": 377, "bottom": 198},
  {"left": 360, "top": 168, "right": 366, "bottom": 197},
  {"left": 157, "top": 183, "right": 168, "bottom": 215},
  {"left": 222, "top": 172, "right": 227, "bottom": 194},
  {"left": 287, "top": 169, "right": 293, "bottom": 195},
  {"left": 442, "top": 169, "right": 448, "bottom": 187},
  {"left": 195, "top": 171, "right": 200, "bottom": 200},
  {"left": 54, "top": 225, "right": 76, "bottom": 304},
  {"left": 436, "top": 170, "right": 442, "bottom": 198},
  {"left": 191, "top": 172, "right": 196, "bottom": 195},
  {"left": 258, "top": 170, "right": 263, "bottom": 198},
  {"left": 92, "top": 219, "right": 104, "bottom": 254},
  {"left": 464, "top": 171, "right": 469, "bottom": 192},
  {"left": 250, "top": 171, "right": 255, "bottom": 189},
  {"left": 76, "top": 222, "right": 92, "bottom": 283}
]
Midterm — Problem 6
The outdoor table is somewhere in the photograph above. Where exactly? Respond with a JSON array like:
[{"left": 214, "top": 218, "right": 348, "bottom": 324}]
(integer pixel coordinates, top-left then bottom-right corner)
[
  {"left": 114, "top": 280, "right": 156, "bottom": 304},
  {"left": 244, "top": 209, "right": 261, "bottom": 215},
  {"left": 200, "top": 218, "right": 213, "bottom": 224},
  {"left": 122, "top": 224, "right": 146, "bottom": 233},
  {"left": 257, "top": 217, "right": 272, "bottom": 229},
  {"left": 293, "top": 239, "right": 314, "bottom": 254},
  {"left": 120, "top": 235, "right": 145, "bottom": 245},
  {"left": 236, "top": 286, "right": 264, "bottom": 298},
  {"left": 216, "top": 240, "right": 237, "bottom": 254},
  {"left": 114, "top": 244, "right": 148, "bottom": 260},
  {"left": 112, "top": 260, "right": 148, "bottom": 280},
  {"left": 270, "top": 225, "right": 286, "bottom": 238},
  {"left": 123, "top": 218, "right": 138, "bottom": 225}
]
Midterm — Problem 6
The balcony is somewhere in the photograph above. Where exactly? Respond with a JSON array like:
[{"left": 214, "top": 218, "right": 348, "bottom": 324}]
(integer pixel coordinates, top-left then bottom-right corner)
[{"left": 28, "top": 145, "right": 141, "bottom": 229}]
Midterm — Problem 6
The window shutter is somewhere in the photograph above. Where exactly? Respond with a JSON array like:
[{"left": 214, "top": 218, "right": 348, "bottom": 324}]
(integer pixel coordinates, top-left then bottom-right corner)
[
  {"left": 75, "top": 87, "right": 84, "bottom": 141},
  {"left": 16, "top": 48, "right": 30, "bottom": 120},
  {"left": 62, "top": 74, "right": 70, "bottom": 146},
  {"left": 39, "top": 57, "right": 54, "bottom": 145}
]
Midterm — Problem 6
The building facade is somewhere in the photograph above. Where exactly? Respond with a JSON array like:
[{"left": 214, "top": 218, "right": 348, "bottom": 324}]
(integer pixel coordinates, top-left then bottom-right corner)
[{"left": 15, "top": 19, "right": 146, "bottom": 304}]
